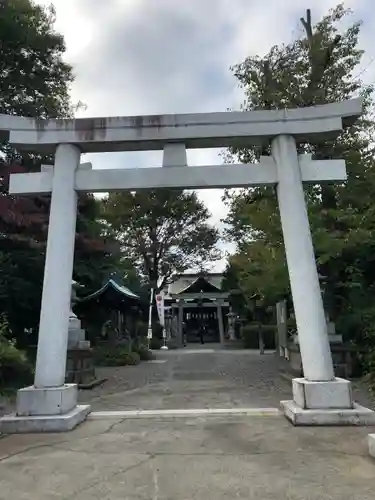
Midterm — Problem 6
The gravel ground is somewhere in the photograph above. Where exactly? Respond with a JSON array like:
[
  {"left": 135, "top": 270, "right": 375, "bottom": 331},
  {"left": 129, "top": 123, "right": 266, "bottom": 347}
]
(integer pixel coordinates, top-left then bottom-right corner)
[
  {"left": 78, "top": 348, "right": 375, "bottom": 411},
  {"left": 1, "top": 347, "right": 373, "bottom": 414}
]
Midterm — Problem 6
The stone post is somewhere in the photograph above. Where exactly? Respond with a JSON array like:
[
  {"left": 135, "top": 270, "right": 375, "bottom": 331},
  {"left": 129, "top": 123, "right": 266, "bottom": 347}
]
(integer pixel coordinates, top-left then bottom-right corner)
[
  {"left": 0, "top": 144, "right": 91, "bottom": 433},
  {"left": 259, "top": 326, "right": 264, "bottom": 355},
  {"left": 227, "top": 310, "right": 236, "bottom": 341},
  {"left": 272, "top": 135, "right": 334, "bottom": 382},
  {"left": 178, "top": 300, "right": 184, "bottom": 347},
  {"left": 217, "top": 301, "right": 225, "bottom": 344},
  {"left": 276, "top": 300, "right": 288, "bottom": 358},
  {"left": 34, "top": 144, "right": 81, "bottom": 388},
  {"left": 272, "top": 135, "right": 369, "bottom": 425}
]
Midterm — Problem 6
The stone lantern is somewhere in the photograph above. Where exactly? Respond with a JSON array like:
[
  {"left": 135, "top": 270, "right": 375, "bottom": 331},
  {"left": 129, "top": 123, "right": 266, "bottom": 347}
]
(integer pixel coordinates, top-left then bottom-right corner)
[
  {"left": 69, "top": 280, "right": 80, "bottom": 318},
  {"left": 68, "top": 280, "right": 89, "bottom": 349},
  {"left": 250, "top": 293, "right": 264, "bottom": 354}
]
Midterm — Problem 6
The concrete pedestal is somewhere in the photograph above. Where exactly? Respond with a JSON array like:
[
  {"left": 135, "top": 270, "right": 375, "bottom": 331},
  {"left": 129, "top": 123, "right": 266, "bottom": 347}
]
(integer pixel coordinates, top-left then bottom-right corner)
[
  {"left": 368, "top": 434, "right": 375, "bottom": 457},
  {"left": 66, "top": 349, "right": 95, "bottom": 384},
  {"left": 281, "top": 377, "right": 375, "bottom": 426},
  {"left": 68, "top": 316, "right": 87, "bottom": 349},
  {"left": 66, "top": 314, "right": 95, "bottom": 384},
  {"left": 0, "top": 384, "right": 90, "bottom": 433},
  {"left": 292, "top": 377, "right": 352, "bottom": 409}
]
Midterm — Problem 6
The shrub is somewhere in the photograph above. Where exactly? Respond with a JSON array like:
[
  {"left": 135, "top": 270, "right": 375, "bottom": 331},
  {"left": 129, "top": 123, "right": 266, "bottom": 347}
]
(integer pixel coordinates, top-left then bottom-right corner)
[
  {"left": 242, "top": 324, "right": 259, "bottom": 349},
  {"left": 152, "top": 323, "right": 163, "bottom": 339},
  {"left": 167, "top": 339, "right": 179, "bottom": 349},
  {"left": 150, "top": 337, "right": 162, "bottom": 350},
  {"left": 135, "top": 320, "right": 148, "bottom": 338},
  {"left": 124, "top": 351, "right": 141, "bottom": 365},
  {"left": 134, "top": 345, "right": 153, "bottom": 361},
  {"left": 93, "top": 346, "right": 141, "bottom": 367},
  {"left": 0, "top": 341, "right": 34, "bottom": 389},
  {"left": 0, "top": 316, "right": 33, "bottom": 390},
  {"left": 242, "top": 324, "right": 276, "bottom": 349}
]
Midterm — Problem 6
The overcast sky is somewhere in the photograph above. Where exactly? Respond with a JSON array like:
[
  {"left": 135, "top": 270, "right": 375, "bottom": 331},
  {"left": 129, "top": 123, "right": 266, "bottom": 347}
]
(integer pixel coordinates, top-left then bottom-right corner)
[{"left": 35, "top": 0, "right": 374, "bottom": 271}]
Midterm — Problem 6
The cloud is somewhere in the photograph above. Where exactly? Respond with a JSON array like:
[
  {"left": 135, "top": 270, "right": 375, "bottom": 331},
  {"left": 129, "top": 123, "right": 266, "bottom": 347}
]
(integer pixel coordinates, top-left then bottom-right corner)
[{"left": 35, "top": 0, "right": 375, "bottom": 271}]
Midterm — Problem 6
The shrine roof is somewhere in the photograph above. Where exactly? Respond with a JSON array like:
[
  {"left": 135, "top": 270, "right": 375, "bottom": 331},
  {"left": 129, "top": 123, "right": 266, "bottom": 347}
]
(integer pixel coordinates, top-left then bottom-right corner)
[
  {"left": 177, "top": 275, "right": 222, "bottom": 295},
  {"left": 79, "top": 279, "right": 139, "bottom": 302}
]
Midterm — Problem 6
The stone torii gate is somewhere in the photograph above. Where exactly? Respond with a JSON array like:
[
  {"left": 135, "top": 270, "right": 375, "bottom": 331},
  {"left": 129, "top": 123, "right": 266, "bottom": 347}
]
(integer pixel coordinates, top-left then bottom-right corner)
[{"left": 1, "top": 99, "right": 375, "bottom": 433}]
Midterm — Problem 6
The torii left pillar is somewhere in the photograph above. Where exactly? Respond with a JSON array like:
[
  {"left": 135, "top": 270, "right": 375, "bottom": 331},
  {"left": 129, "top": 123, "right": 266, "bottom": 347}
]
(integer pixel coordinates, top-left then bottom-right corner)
[{"left": 0, "top": 144, "right": 90, "bottom": 433}]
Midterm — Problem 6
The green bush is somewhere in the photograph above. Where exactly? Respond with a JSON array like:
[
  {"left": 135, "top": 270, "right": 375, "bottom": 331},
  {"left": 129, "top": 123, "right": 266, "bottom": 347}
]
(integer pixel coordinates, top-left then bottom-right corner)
[
  {"left": 93, "top": 346, "right": 141, "bottom": 367},
  {"left": 152, "top": 323, "right": 163, "bottom": 339},
  {"left": 134, "top": 320, "right": 148, "bottom": 338},
  {"left": 241, "top": 324, "right": 276, "bottom": 349},
  {"left": 242, "top": 324, "right": 259, "bottom": 349},
  {"left": 167, "top": 339, "right": 179, "bottom": 349},
  {"left": 0, "top": 341, "right": 34, "bottom": 388},
  {"left": 150, "top": 337, "right": 162, "bottom": 350},
  {"left": 0, "top": 316, "right": 33, "bottom": 390},
  {"left": 134, "top": 345, "right": 153, "bottom": 361},
  {"left": 124, "top": 351, "right": 141, "bottom": 365}
]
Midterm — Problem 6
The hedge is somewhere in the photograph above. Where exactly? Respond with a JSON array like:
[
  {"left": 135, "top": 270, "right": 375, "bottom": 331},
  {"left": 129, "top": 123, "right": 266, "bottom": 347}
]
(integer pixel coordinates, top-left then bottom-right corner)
[
  {"left": 242, "top": 324, "right": 277, "bottom": 349},
  {"left": 93, "top": 347, "right": 141, "bottom": 367}
]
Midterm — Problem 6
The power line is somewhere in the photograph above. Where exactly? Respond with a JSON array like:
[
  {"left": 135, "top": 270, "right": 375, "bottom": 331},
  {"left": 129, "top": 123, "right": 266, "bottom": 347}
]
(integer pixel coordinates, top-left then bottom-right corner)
[{"left": 353, "top": 55, "right": 375, "bottom": 80}]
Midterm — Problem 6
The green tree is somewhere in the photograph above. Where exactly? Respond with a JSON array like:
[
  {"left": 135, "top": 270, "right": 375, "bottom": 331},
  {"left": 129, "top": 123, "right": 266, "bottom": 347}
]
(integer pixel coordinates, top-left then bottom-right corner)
[
  {"left": 224, "top": 4, "right": 375, "bottom": 344},
  {"left": 0, "top": 0, "right": 75, "bottom": 341},
  {"left": 101, "top": 189, "right": 221, "bottom": 291},
  {"left": 74, "top": 194, "right": 122, "bottom": 294},
  {"left": 221, "top": 260, "right": 249, "bottom": 318},
  {"left": 0, "top": 0, "right": 75, "bottom": 161},
  {"left": 0, "top": 0, "right": 72, "bottom": 115},
  {"left": 0, "top": 1, "right": 115, "bottom": 342}
]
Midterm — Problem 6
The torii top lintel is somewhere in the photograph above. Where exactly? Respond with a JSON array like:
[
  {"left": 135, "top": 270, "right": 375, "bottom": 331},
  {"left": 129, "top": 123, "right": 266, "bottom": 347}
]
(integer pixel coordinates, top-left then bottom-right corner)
[{"left": 0, "top": 99, "right": 362, "bottom": 154}]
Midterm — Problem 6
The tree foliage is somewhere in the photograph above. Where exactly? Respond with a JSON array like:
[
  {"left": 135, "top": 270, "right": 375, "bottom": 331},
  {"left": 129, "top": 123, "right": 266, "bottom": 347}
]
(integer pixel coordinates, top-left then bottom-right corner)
[
  {"left": 0, "top": 1, "right": 125, "bottom": 342},
  {"left": 101, "top": 189, "right": 221, "bottom": 291},
  {"left": 0, "top": 0, "right": 73, "bottom": 120},
  {"left": 224, "top": 4, "right": 375, "bottom": 345},
  {"left": 74, "top": 194, "right": 121, "bottom": 294}
]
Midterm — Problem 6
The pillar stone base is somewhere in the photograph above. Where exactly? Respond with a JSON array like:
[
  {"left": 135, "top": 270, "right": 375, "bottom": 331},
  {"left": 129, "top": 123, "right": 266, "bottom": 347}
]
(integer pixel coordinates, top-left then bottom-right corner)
[
  {"left": 0, "top": 384, "right": 90, "bottom": 433},
  {"left": 368, "top": 434, "right": 375, "bottom": 457},
  {"left": 292, "top": 377, "right": 353, "bottom": 409},
  {"left": 281, "top": 377, "right": 375, "bottom": 426}
]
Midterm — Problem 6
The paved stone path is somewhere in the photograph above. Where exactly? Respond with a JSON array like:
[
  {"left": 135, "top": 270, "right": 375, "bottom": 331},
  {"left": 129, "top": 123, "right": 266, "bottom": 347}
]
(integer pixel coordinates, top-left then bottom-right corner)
[
  {"left": 1, "top": 348, "right": 375, "bottom": 498},
  {"left": 1, "top": 414, "right": 375, "bottom": 499},
  {"left": 78, "top": 349, "right": 291, "bottom": 411},
  {"left": 78, "top": 348, "right": 374, "bottom": 411}
]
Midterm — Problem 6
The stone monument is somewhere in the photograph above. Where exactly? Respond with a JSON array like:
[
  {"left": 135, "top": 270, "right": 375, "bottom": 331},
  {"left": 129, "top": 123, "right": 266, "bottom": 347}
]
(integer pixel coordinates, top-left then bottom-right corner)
[
  {"left": 67, "top": 280, "right": 89, "bottom": 349},
  {"left": 65, "top": 280, "right": 95, "bottom": 385},
  {"left": 227, "top": 308, "right": 236, "bottom": 341}
]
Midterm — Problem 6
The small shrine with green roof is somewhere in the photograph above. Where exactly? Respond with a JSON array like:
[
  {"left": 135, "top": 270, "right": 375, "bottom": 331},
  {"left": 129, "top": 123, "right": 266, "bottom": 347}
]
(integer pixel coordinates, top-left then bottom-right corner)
[{"left": 75, "top": 278, "right": 143, "bottom": 344}]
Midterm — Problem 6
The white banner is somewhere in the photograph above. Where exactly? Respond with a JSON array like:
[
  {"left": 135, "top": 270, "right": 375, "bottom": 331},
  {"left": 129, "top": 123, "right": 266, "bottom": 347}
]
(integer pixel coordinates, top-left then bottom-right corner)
[{"left": 155, "top": 291, "right": 165, "bottom": 327}]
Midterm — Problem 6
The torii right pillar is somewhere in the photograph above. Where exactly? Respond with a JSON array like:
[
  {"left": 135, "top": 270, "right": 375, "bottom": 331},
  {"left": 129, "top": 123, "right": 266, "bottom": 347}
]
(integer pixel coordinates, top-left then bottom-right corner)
[{"left": 274, "top": 134, "right": 375, "bottom": 425}]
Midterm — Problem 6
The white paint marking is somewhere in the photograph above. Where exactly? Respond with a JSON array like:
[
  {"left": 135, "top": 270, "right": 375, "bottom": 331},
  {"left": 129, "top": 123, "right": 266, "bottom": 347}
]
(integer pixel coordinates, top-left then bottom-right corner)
[
  {"left": 146, "top": 360, "right": 167, "bottom": 364},
  {"left": 173, "top": 349, "right": 215, "bottom": 354},
  {"left": 88, "top": 407, "right": 281, "bottom": 419}
]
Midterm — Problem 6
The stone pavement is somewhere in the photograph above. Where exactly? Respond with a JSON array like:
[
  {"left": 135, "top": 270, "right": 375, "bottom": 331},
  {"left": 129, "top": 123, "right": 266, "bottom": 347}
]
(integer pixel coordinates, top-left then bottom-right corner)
[
  {"left": 1, "top": 414, "right": 375, "bottom": 499},
  {"left": 78, "top": 348, "right": 373, "bottom": 411},
  {"left": 1, "top": 348, "right": 375, "bottom": 498},
  {"left": 79, "top": 348, "right": 293, "bottom": 410}
]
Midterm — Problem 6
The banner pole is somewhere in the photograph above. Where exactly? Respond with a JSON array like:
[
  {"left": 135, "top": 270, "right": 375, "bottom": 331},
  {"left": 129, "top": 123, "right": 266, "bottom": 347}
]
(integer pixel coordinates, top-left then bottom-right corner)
[{"left": 147, "top": 287, "right": 154, "bottom": 350}]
